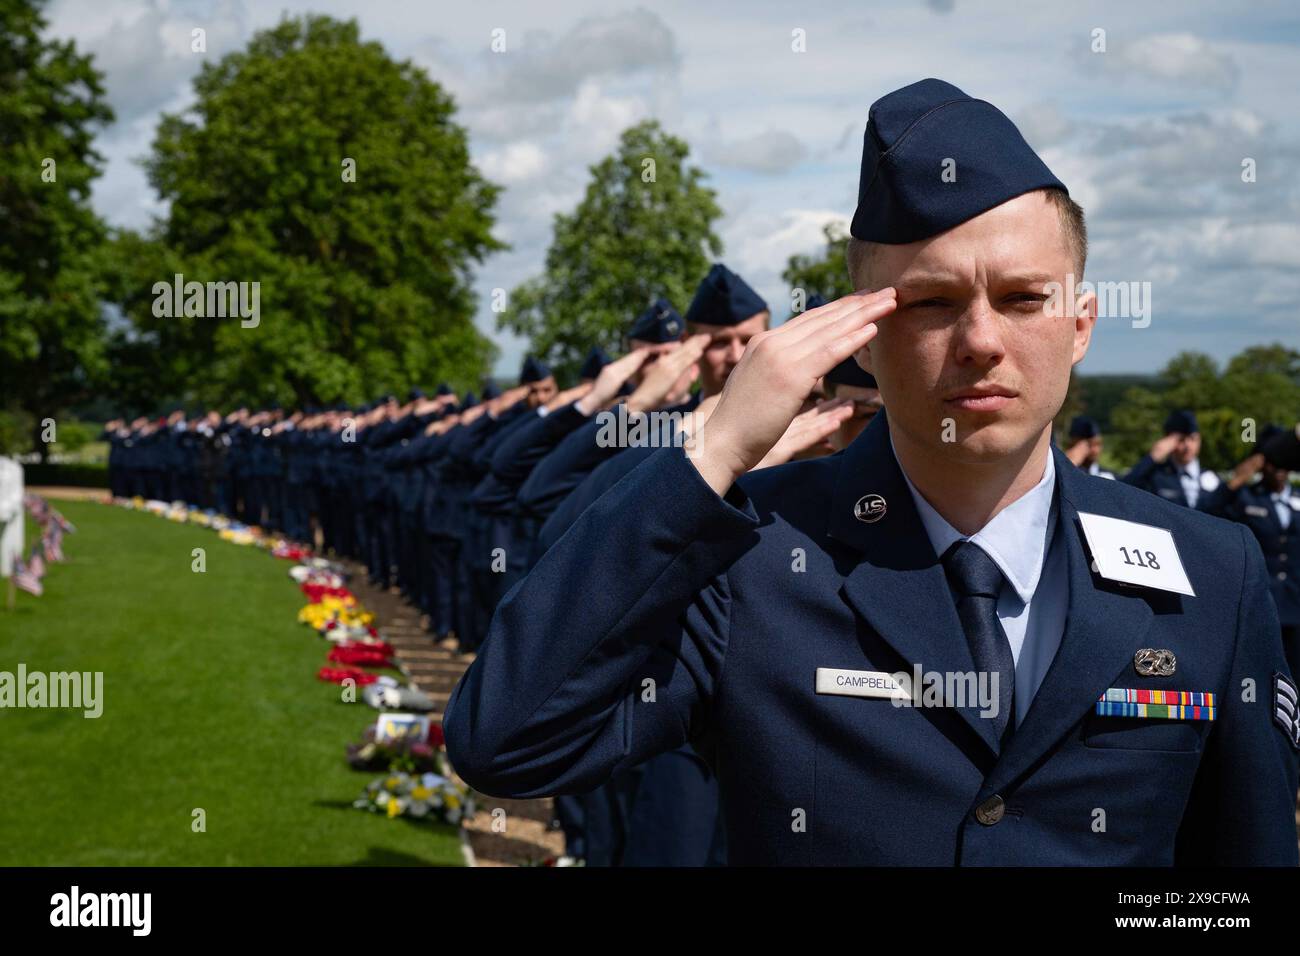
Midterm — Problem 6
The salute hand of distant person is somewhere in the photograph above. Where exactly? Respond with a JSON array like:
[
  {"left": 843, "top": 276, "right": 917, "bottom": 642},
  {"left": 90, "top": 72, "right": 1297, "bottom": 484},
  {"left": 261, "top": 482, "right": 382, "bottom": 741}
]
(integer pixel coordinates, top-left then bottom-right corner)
[{"left": 691, "top": 289, "right": 896, "bottom": 495}]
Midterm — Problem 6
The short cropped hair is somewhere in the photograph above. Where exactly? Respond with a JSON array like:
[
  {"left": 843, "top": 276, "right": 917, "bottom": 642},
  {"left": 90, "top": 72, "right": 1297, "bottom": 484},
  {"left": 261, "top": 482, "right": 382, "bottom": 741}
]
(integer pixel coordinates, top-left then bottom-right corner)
[{"left": 845, "top": 188, "right": 1087, "bottom": 288}]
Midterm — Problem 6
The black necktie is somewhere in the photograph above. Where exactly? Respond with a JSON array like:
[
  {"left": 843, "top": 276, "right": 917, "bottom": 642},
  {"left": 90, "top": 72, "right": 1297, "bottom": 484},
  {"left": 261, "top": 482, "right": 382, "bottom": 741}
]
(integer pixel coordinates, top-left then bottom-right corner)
[{"left": 941, "top": 540, "right": 1016, "bottom": 751}]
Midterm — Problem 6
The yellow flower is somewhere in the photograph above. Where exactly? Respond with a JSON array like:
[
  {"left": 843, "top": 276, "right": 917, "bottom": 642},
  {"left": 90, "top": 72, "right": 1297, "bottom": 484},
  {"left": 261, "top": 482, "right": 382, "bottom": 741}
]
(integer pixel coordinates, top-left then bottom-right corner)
[
  {"left": 387, "top": 798, "right": 402, "bottom": 818},
  {"left": 384, "top": 776, "right": 401, "bottom": 791},
  {"left": 411, "top": 785, "right": 433, "bottom": 801}
]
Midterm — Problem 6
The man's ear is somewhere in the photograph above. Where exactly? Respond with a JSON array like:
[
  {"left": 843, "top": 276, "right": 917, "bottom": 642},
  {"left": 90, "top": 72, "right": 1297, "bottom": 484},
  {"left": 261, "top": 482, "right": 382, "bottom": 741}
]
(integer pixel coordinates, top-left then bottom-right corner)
[
  {"left": 1071, "top": 288, "right": 1097, "bottom": 366},
  {"left": 856, "top": 345, "right": 874, "bottom": 375}
]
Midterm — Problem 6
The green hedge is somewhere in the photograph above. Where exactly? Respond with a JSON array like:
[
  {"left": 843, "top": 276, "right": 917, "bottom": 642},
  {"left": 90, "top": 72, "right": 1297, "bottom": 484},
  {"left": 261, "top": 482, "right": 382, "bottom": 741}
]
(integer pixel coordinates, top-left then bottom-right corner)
[{"left": 22, "top": 462, "right": 109, "bottom": 488}]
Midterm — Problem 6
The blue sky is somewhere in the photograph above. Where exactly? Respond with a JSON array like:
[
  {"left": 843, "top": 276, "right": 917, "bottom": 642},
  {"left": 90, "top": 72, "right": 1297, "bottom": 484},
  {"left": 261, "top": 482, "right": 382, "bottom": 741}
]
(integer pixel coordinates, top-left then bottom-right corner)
[{"left": 45, "top": 0, "right": 1300, "bottom": 378}]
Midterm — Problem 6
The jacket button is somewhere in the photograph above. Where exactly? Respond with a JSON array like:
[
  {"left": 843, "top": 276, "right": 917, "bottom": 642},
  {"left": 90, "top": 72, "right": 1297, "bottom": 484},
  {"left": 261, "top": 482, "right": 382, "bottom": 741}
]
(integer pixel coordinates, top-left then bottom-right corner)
[
  {"left": 1281, "top": 554, "right": 1289, "bottom": 563},
  {"left": 1279, "top": 571, "right": 1288, "bottom": 581},
  {"left": 975, "top": 795, "right": 1006, "bottom": 826}
]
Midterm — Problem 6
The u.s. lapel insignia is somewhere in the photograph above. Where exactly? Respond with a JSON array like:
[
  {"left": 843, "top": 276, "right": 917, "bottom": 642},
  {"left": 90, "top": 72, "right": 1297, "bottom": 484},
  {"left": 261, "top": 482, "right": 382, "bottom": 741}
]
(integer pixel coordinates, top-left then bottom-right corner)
[
  {"left": 1134, "top": 647, "right": 1176, "bottom": 677},
  {"left": 1273, "top": 673, "right": 1300, "bottom": 751},
  {"left": 854, "top": 494, "right": 886, "bottom": 523}
]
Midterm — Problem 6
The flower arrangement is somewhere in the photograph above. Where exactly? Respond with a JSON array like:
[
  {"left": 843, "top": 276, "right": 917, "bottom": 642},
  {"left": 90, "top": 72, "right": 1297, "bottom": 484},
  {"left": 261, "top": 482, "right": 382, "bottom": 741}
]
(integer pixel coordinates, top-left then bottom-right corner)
[
  {"left": 272, "top": 542, "right": 312, "bottom": 561},
  {"left": 346, "top": 722, "right": 448, "bottom": 775},
  {"left": 301, "top": 583, "right": 354, "bottom": 604},
  {"left": 297, "top": 596, "right": 373, "bottom": 630},
  {"left": 353, "top": 771, "right": 474, "bottom": 826},
  {"left": 319, "top": 620, "right": 384, "bottom": 643},
  {"left": 328, "top": 643, "right": 394, "bottom": 668}
]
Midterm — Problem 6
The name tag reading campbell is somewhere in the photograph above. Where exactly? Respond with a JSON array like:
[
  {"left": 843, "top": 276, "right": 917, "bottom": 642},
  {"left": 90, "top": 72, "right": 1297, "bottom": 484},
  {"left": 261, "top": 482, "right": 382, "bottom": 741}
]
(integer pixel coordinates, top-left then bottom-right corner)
[
  {"left": 815, "top": 668, "right": 911, "bottom": 701},
  {"left": 1077, "top": 511, "right": 1195, "bottom": 597}
]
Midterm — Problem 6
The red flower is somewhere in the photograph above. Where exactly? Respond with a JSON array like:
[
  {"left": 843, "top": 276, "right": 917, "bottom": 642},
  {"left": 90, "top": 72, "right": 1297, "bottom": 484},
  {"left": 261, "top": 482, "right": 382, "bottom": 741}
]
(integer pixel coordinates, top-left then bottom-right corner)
[
  {"left": 427, "top": 723, "right": 445, "bottom": 747},
  {"left": 328, "top": 646, "right": 391, "bottom": 668}
]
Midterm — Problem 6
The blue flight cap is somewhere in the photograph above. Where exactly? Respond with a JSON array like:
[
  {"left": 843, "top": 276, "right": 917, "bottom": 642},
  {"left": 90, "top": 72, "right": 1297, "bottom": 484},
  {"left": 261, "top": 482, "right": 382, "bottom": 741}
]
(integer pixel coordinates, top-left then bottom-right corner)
[
  {"left": 1163, "top": 410, "right": 1199, "bottom": 435},
  {"left": 579, "top": 346, "right": 612, "bottom": 380},
  {"left": 435, "top": 383, "right": 454, "bottom": 397},
  {"left": 851, "top": 78, "right": 1068, "bottom": 244},
  {"left": 814, "top": 292, "right": 876, "bottom": 388},
  {"left": 685, "top": 264, "right": 768, "bottom": 327},
  {"left": 520, "top": 356, "right": 551, "bottom": 384},
  {"left": 1069, "top": 416, "right": 1100, "bottom": 440},
  {"left": 459, "top": 392, "right": 478, "bottom": 410},
  {"left": 826, "top": 356, "right": 877, "bottom": 389},
  {"left": 628, "top": 298, "right": 684, "bottom": 343},
  {"left": 481, "top": 381, "right": 502, "bottom": 400},
  {"left": 408, "top": 387, "right": 425, "bottom": 401}
]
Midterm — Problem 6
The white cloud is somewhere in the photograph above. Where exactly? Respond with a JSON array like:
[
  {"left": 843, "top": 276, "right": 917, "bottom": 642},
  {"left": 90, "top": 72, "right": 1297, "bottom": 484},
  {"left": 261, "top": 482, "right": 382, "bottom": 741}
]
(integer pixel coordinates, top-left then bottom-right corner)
[
  {"left": 708, "top": 129, "right": 807, "bottom": 174},
  {"left": 473, "top": 7, "right": 678, "bottom": 107},
  {"left": 479, "top": 140, "right": 548, "bottom": 183},
  {"left": 1120, "top": 33, "right": 1240, "bottom": 91}
]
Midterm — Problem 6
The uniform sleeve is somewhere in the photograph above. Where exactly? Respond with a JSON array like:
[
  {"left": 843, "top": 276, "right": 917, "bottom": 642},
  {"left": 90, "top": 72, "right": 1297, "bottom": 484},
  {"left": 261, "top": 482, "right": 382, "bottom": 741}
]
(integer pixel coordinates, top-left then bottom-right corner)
[
  {"left": 515, "top": 416, "right": 621, "bottom": 518},
  {"left": 1120, "top": 454, "right": 1159, "bottom": 491},
  {"left": 490, "top": 403, "right": 589, "bottom": 487},
  {"left": 444, "top": 446, "right": 760, "bottom": 798},
  {"left": 1175, "top": 524, "right": 1300, "bottom": 865}
]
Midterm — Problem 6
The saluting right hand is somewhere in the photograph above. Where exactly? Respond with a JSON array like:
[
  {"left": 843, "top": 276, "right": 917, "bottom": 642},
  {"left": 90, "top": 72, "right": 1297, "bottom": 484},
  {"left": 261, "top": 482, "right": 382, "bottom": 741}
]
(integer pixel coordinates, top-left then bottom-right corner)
[
  {"left": 1149, "top": 433, "right": 1181, "bottom": 464},
  {"left": 575, "top": 349, "right": 652, "bottom": 416},
  {"left": 691, "top": 289, "right": 896, "bottom": 495},
  {"left": 625, "top": 335, "right": 710, "bottom": 414}
]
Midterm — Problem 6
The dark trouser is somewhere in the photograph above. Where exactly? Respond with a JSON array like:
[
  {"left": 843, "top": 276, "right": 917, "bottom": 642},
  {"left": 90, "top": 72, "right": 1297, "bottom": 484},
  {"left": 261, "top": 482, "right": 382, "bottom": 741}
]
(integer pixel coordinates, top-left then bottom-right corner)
[
  {"left": 397, "top": 509, "right": 421, "bottom": 600},
  {"left": 214, "top": 479, "right": 232, "bottom": 517},
  {"left": 241, "top": 476, "right": 262, "bottom": 525},
  {"left": 366, "top": 502, "right": 393, "bottom": 586},
  {"left": 282, "top": 482, "right": 308, "bottom": 541},
  {"left": 263, "top": 477, "right": 284, "bottom": 531},
  {"left": 622, "top": 747, "right": 726, "bottom": 867},
  {"left": 579, "top": 769, "right": 643, "bottom": 867},
  {"left": 427, "top": 534, "right": 458, "bottom": 637},
  {"left": 554, "top": 794, "right": 586, "bottom": 860}
]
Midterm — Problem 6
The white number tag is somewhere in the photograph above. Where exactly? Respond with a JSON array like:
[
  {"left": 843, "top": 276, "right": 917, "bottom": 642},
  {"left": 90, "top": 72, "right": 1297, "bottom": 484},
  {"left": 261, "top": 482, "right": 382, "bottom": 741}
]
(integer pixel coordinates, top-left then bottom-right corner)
[{"left": 1077, "top": 512, "right": 1195, "bottom": 596}]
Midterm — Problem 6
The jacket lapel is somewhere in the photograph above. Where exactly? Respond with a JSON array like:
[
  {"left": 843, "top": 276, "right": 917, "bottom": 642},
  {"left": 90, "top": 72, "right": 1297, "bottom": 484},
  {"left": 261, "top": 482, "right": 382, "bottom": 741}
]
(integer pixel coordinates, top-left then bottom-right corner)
[
  {"left": 826, "top": 413, "right": 1000, "bottom": 756},
  {"left": 983, "top": 448, "right": 1156, "bottom": 794}
]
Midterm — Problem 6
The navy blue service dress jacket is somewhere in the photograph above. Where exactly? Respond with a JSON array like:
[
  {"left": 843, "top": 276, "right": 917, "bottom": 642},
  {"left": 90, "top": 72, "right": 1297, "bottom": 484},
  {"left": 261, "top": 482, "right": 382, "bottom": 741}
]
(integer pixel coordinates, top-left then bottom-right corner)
[{"left": 446, "top": 413, "right": 1300, "bottom": 865}]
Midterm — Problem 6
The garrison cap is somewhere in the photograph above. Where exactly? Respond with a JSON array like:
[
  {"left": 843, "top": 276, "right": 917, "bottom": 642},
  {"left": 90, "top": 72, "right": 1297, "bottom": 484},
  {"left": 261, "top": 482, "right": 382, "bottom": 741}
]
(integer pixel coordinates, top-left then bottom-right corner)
[
  {"left": 685, "top": 264, "right": 768, "bottom": 327},
  {"left": 520, "top": 356, "right": 551, "bottom": 384},
  {"left": 1069, "top": 416, "right": 1100, "bottom": 440},
  {"left": 629, "top": 298, "right": 684, "bottom": 343},
  {"left": 1164, "top": 410, "right": 1199, "bottom": 435},
  {"left": 851, "top": 78, "right": 1067, "bottom": 244},
  {"left": 579, "top": 346, "right": 612, "bottom": 380}
]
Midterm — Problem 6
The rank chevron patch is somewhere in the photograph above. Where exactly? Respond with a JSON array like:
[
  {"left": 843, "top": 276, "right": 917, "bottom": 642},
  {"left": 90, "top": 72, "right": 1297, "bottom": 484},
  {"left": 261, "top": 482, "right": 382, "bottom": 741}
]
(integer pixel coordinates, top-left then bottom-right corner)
[{"left": 1273, "top": 673, "right": 1300, "bottom": 751}]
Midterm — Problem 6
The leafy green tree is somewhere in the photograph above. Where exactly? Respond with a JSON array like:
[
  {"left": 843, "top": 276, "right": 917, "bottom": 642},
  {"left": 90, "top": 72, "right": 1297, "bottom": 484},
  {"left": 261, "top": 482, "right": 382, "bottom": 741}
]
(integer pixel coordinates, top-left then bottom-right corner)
[
  {"left": 1097, "top": 346, "right": 1300, "bottom": 472},
  {"left": 111, "top": 15, "right": 502, "bottom": 408},
  {"left": 782, "top": 221, "right": 854, "bottom": 307},
  {"left": 501, "top": 120, "right": 722, "bottom": 380},
  {"left": 0, "top": 0, "right": 114, "bottom": 457}
]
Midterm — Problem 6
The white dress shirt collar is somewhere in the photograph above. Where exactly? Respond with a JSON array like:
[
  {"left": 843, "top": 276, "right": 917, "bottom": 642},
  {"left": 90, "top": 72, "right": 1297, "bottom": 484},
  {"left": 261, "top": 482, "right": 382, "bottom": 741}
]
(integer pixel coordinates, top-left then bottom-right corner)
[{"left": 889, "top": 434, "right": 1057, "bottom": 604}]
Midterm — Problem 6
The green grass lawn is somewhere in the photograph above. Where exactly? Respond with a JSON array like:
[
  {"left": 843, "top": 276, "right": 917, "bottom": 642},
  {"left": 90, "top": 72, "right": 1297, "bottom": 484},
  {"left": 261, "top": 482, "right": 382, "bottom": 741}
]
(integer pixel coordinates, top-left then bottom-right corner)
[{"left": 0, "top": 500, "right": 464, "bottom": 866}]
